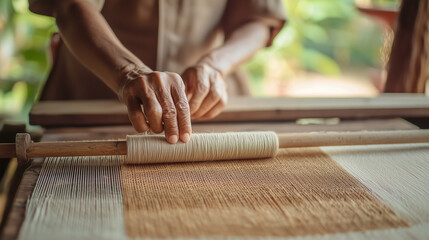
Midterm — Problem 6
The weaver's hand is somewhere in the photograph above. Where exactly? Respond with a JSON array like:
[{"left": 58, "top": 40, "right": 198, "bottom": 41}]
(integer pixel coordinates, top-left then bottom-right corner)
[
  {"left": 120, "top": 71, "right": 192, "bottom": 144},
  {"left": 182, "top": 64, "right": 227, "bottom": 120}
]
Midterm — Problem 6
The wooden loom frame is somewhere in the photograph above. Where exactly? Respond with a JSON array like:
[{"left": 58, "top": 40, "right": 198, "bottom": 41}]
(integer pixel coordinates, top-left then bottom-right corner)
[{"left": 29, "top": 94, "right": 429, "bottom": 127}]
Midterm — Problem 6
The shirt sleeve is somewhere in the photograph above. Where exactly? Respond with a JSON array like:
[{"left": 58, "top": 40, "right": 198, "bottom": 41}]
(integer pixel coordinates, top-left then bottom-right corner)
[{"left": 221, "top": 0, "right": 287, "bottom": 46}]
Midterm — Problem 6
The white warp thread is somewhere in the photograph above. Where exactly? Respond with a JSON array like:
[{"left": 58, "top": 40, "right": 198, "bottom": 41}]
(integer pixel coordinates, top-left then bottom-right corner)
[
  {"left": 323, "top": 143, "right": 429, "bottom": 225},
  {"left": 18, "top": 156, "right": 127, "bottom": 240},
  {"left": 126, "top": 131, "right": 279, "bottom": 164}
]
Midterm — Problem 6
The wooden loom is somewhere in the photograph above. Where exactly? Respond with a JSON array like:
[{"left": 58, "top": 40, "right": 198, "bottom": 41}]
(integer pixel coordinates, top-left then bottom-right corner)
[
  {"left": 2, "top": 95, "right": 429, "bottom": 240},
  {"left": 2, "top": 0, "right": 429, "bottom": 238}
]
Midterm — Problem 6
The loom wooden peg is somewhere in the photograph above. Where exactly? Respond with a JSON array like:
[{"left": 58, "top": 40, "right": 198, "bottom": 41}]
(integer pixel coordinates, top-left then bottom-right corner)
[
  {"left": 0, "top": 133, "right": 127, "bottom": 160},
  {"left": 16, "top": 133, "right": 32, "bottom": 166}
]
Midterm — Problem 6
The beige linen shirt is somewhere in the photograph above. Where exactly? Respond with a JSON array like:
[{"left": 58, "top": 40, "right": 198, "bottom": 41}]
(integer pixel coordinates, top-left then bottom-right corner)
[{"left": 41, "top": 0, "right": 286, "bottom": 100}]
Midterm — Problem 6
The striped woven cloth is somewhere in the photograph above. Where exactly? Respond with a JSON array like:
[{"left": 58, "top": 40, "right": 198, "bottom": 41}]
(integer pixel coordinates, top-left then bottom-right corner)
[{"left": 18, "top": 144, "right": 429, "bottom": 240}]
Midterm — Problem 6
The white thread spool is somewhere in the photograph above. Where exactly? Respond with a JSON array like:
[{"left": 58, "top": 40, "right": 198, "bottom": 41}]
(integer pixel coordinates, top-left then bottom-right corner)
[{"left": 126, "top": 132, "right": 279, "bottom": 164}]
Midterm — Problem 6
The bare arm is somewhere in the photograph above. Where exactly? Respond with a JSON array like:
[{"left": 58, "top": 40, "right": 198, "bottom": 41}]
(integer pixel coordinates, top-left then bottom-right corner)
[
  {"left": 29, "top": 0, "right": 191, "bottom": 144},
  {"left": 182, "top": 21, "right": 270, "bottom": 119},
  {"left": 204, "top": 21, "right": 270, "bottom": 78}
]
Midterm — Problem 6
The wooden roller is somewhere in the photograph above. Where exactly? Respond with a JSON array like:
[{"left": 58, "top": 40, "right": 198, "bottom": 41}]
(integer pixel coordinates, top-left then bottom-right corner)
[{"left": 1, "top": 130, "right": 429, "bottom": 165}]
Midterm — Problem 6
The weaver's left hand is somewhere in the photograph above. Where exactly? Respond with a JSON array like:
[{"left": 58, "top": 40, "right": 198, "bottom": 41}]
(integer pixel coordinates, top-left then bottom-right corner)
[{"left": 181, "top": 64, "right": 227, "bottom": 120}]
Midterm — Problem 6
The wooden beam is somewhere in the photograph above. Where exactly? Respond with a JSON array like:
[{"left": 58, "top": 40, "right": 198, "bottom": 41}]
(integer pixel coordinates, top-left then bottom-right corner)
[
  {"left": 385, "top": 0, "right": 429, "bottom": 93},
  {"left": 29, "top": 94, "right": 429, "bottom": 127}
]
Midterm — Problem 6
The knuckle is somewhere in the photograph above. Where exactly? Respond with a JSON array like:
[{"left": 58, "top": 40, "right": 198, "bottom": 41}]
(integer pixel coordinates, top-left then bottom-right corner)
[
  {"left": 196, "top": 83, "right": 209, "bottom": 94},
  {"left": 122, "top": 84, "right": 135, "bottom": 97},
  {"left": 149, "top": 72, "right": 164, "bottom": 85},
  {"left": 176, "top": 80, "right": 186, "bottom": 90},
  {"left": 146, "top": 106, "right": 162, "bottom": 119},
  {"left": 139, "top": 93, "right": 151, "bottom": 103},
  {"left": 125, "top": 78, "right": 149, "bottom": 95},
  {"left": 213, "top": 69, "right": 223, "bottom": 79},
  {"left": 162, "top": 106, "right": 177, "bottom": 119},
  {"left": 149, "top": 71, "right": 162, "bottom": 79},
  {"left": 170, "top": 73, "right": 184, "bottom": 86},
  {"left": 175, "top": 100, "right": 190, "bottom": 112},
  {"left": 168, "top": 72, "right": 181, "bottom": 79},
  {"left": 208, "top": 90, "right": 221, "bottom": 101},
  {"left": 128, "top": 76, "right": 145, "bottom": 89}
]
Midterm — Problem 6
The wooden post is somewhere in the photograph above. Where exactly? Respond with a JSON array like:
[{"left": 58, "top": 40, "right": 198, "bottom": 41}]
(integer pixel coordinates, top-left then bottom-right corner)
[{"left": 385, "top": 0, "right": 429, "bottom": 93}]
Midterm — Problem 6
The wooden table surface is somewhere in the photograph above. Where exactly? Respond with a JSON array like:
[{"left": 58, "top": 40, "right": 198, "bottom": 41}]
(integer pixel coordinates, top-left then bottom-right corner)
[{"left": 0, "top": 118, "right": 420, "bottom": 240}]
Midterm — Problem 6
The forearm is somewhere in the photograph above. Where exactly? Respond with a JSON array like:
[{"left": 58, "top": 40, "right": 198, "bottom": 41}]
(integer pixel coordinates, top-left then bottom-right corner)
[
  {"left": 52, "top": 0, "right": 150, "bottom": 93},
  {"left": 200, "top": 21, "right": 270, "bottom": 77},
  {"left": 30, "top": 0, "right": 191, "bottom": 143}
]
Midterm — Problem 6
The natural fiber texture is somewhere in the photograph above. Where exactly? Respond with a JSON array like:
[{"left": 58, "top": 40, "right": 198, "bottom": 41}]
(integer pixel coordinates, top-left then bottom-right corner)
[
  {"left": 287, "top": 223, "right": 429, "bottom": 240},
  {"left": 18, "top": 156, "right": 127, "bottom": 240},
  {"left": 126, "top": 131, "right": 279, "bottom": 164},
  {"left": 323, "top": 143, "right": 429, "bottom": 225},
  {"left": 20, "top": 143, "right": 429, "bottom": 240},
  {"left": 121, "top": 148, "right": 407, "bottom": 238}
]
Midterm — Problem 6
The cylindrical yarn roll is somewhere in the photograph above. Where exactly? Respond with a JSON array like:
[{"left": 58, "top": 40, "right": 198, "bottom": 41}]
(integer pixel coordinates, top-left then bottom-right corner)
[{"left": 126, "top": 131, "right": 278, "bottom": 164}]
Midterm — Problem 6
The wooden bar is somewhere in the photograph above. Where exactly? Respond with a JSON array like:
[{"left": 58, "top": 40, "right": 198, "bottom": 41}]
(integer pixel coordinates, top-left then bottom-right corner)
[
  {"left": 3, "top": 130, "right": 429, "bottom": 159},
  {"left": 26, "top": 140, "right": 127, "bottom": 158},
  {"left": 30, "top": 94, "right": 429, "bottom": 126},
  {"left": 277, "top": 129, "right": 429, "bottom": 148}
]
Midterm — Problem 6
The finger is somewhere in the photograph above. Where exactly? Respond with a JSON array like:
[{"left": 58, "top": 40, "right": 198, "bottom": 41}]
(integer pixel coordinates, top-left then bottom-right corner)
[
  {"left": 181, "top": 69, "right": 195, "bottom": 100},
  {"left": 158, "top": 94, "right": 179, "bottom": 144},
  {"left": 171, "top": 85, "right": 192, "bottom": 143},
  {"left": 198, "top": 98, "right": 227, "bottom": 120},
  {"left": 139, "top": 91, "right": 163, "bottom": 133},
  {"left": 192, "top": 76, "right": 226, "bottom": 119},
  {"left": 126, "top": 99, "right": 149, "bottom": 133},
  {"left": 186, "top": 70, "right": 209, "bottom": 115}
]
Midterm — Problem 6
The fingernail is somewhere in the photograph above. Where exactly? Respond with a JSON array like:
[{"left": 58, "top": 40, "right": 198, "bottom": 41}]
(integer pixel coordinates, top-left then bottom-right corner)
[
  {"left": 182, "top": 133, "right": 190, "bottom": 143},
  {"left": 168, "top": 135, "right": 178, "bottom": 144}
]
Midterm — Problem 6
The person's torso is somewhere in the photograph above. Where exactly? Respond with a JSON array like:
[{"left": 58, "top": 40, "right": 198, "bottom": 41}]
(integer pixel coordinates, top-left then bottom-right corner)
[{"left": 42, "top": 0, "right": 229, "bottom": 100}]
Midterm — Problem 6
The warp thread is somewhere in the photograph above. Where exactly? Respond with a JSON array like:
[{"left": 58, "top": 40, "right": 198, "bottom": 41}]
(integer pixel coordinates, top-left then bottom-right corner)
[
  {"left": 323, "top": 143, "right": 429, "bottom": 225},
  {"left": 18, "top": 156, "right": 127, "bottom": 240},
  {"left": 126, "top": 131, "right": 279, "bottom": 164}
]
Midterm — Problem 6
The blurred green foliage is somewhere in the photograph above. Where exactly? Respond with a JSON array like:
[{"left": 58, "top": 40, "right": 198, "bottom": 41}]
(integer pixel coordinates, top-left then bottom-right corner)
[
  {"left": 245, "top": 0, "right": 398, "bottom": 95},
  {"left": 0, "top": 0, "right": 55, "bottom": 122},
  {"left": 0, "top": 0, "right": 398, "bottom": 123}
]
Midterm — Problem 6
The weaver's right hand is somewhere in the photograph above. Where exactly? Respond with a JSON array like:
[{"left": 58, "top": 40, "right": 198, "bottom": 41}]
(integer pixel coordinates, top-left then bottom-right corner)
[{"left": 119, "top": 70, "right": 192, "bottom": 144}]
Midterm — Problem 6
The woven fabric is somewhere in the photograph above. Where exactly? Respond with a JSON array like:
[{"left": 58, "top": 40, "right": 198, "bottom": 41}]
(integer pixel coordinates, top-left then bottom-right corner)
[
  {"left": 121, "top": 148, "right": 407, "bottom": 238},
  {"left": 323, "top": 143, "right": 429, "bottom": 225}
]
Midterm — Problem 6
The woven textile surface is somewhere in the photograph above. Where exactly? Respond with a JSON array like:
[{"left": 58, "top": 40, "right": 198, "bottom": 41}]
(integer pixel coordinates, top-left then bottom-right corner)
[
  {"left": 122, "top": 148, "right": 407, "bottom": 238},
  {"left": 18, "top": 145, "right": 429, "bottom": 240}
]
